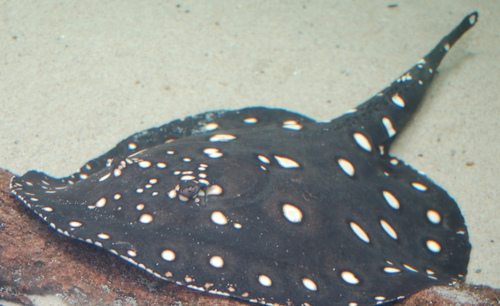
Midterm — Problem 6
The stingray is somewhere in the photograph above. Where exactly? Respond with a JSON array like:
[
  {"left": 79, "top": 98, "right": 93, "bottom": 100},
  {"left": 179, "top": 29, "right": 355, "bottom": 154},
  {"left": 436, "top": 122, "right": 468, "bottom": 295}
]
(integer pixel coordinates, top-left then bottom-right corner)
[{"left": 10, "top": 12, "right": 477, "bottom": 306}]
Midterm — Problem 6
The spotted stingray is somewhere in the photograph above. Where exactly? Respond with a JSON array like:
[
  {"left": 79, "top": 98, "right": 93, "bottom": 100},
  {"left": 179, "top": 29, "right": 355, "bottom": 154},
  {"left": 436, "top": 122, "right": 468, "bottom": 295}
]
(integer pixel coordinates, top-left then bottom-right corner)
[{"left": 10, "top": 12, "right": 477, "bottom": 306}]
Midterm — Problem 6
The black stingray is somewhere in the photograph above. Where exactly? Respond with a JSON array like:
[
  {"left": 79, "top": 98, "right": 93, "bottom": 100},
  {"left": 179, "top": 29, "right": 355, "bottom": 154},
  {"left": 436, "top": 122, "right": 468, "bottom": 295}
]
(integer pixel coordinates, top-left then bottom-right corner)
[{"left": 10, "top": 12, "right": 477, "bottom": 306}]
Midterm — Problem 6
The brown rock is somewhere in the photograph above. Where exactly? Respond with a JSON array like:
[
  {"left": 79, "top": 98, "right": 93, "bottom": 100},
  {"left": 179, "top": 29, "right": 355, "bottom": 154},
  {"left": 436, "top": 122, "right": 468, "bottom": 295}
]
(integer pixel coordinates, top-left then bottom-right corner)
[
  {"left": 397, "top": 284, "right": 500, "bottom": 306},
  {"left": 1, "top": 168, "right": 499, "bottom": 306}
]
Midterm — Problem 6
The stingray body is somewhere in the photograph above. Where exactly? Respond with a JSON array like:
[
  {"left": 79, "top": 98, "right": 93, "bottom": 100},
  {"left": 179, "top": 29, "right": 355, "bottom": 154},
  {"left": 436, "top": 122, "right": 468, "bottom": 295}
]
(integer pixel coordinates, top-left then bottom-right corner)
[{"left": 10, "top": 12, "right": 477, "bottom": 306}]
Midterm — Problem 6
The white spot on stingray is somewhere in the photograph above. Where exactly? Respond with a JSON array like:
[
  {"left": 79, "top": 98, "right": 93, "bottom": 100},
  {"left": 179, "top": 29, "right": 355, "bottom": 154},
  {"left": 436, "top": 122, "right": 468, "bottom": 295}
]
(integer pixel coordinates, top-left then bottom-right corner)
[
  {"left": 282, "top": 120, "right": 302, "bottom": 131},
  {"left": 79, "top": 173, "right": 88, "bottom": 180},
  {"left": 209, "top": 152, "right": 223, "bottom": 158},
  {"left": 426, "top": 240, "right": 441, "bottom": 253},
  {"left": 127, "top": 250, "right": 137, "bottom": 257},
  {"left": 412, "top": 182, "right": 427, "bottom": 191},
  {"left": 113, "top": 193, "right": 121, "bottom": 200},
  {"left": 128, "top": 142, "right": 137, "bottom": 150},
  {"left": 382, "top": 190, "right": 400, "bottom": 210},
  {"left": 161, "top": 249, "right": 176, "bottom": 261},
  {"left": 120, "top": 255, "right": 136, "bottom": 265},
  {"left": 302, "top": 278, "right": 317, "bottom": 291},
  {"left": 203, "top": 147, "right": 223, "bottom": 158},
  {"left": 178, "top": 194, "right": 189, "bottom": 202},
  {"left": 341, "top": 271, "right": 359, "bottom": 285},
  {"left": 157, "top": 162, "right": 167, "bottom": 168},
  {"left": 183, "top": 157, "right": 192, "bottom": 163},
  {"left": 469, "top": 13, "right": 477, "bottom": 25},
  {"left": 138, "top": 160, "right": 152, "bottom": 168},
  {"left": 203, "top": 148, "right": 218, "bottom": 154},
  {"left": 113, "top": 169, "right": 122, "bottom": 177},
  {"left": 427, "top": 210, "right": 441, "bottom": 224},
  {"left": 206, "top": 185, "right": 223, "bottom": 196},
  {"left": 338, "top": 158, "right": 355, "bottom": 177},
  {"left": 203, "top": 122, "right": 219, "bottom": 131},
  {"left": 210, "top": 134, "right": 236, "bottom": 142},
  {"left": 383, "top": 267, "right": 401, "bottom": 274},
  {"left": 444, "top": 43, "right": 450, "bottom": 52},
  {"left": 97, "top": 233, "right": 110, "bottom": 240},
  {"left": 380, "top": 219, "right": 398, "bottom": 240},
  {"left": 198, "top": 179, "right": 210, "bottom": 185},
  {"left": 399, "top": 72, "right": 412, "bottom": 82},
  {"left": 391, "top": 93, "right": 405, "bottom": 108},
  {"left": 350, "top": 222, "right": 370, "bottom": 243},
  {"left": 375, "top": 296, "right": 386, "bottom": 302},
  {"left": 244, "top": 117, "right": 258, "bottom": 124},
  {"left": 382, "top": 117, "right": 396, "bottom": 137},
  {"left": 282, "top": 204, "right": 303, "bottom": 223},
  {"left": 390, "top": 158, "right": 399, "bottom": 165},
  {"left": 139, "top": 213, "right": 153, "bottom": 224},
  {"left": 233, "top": 223, "right": 242, "bottom": 229},
  {"left": 99, "top": 173, "right": 111, "bottom": 182},
  {"left": 274, "top": 155, "right": 300, "bottom": 168},
  {"left": 379, "top": 145, "right": 385, "bottom": 155},
  {"left": 403, "top": 264, "right": 418, "bottom": 272},
  {"left": 211, "top": 211, "right": 228, "bottom": 225},
  {"left": 95, "top": 197, "right": 107, "bottom": 208},
  {"left": 136, "top": 203, "right": 145, "bottom": 211},
  {"left": 41, "top": 206, "right": 53, "bottom": 212},
  {"left": 209, "top": 255, "right": 224, "bottom": 268},
  {"left": 69, "top": 221, "right": 82, "bottom": 228},
  {"left": 187, "top": 284, "right": 205, "bottom": 292},
  {"left": 168, "top": 189, "right": 177, "bottom": 199},
  {"left": 258, "top": 275, "right": 272, "bottom": 287},
  {"left": 353, "top": 132, "right": 372, "bottom": 152},
  {"left": 258, "top": 155, "right": 270, "bottom": 164},
  {"left": 180, "top": 175, "right": 196, "bottom": 181}
]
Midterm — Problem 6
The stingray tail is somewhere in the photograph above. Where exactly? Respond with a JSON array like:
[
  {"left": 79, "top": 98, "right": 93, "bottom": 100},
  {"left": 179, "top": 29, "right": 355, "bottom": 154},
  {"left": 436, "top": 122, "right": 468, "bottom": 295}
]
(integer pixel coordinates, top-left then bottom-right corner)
[{"left": 340, "top": 12, "right": 478, "bottom": 155}]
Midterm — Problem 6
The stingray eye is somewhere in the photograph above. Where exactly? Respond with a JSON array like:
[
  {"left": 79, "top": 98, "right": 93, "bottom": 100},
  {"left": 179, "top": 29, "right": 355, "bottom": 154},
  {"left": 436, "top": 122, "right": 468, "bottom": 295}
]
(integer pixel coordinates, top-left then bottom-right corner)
[{"left": 179, "top": 181, "right": 200, "bottom": 198}]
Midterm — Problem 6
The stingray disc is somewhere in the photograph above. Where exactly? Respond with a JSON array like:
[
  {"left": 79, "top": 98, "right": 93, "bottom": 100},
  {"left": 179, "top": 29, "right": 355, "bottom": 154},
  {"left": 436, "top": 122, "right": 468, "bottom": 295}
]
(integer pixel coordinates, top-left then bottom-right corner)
[{"left": 10, "top": 12, "right": 477, "bottom": 306}]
